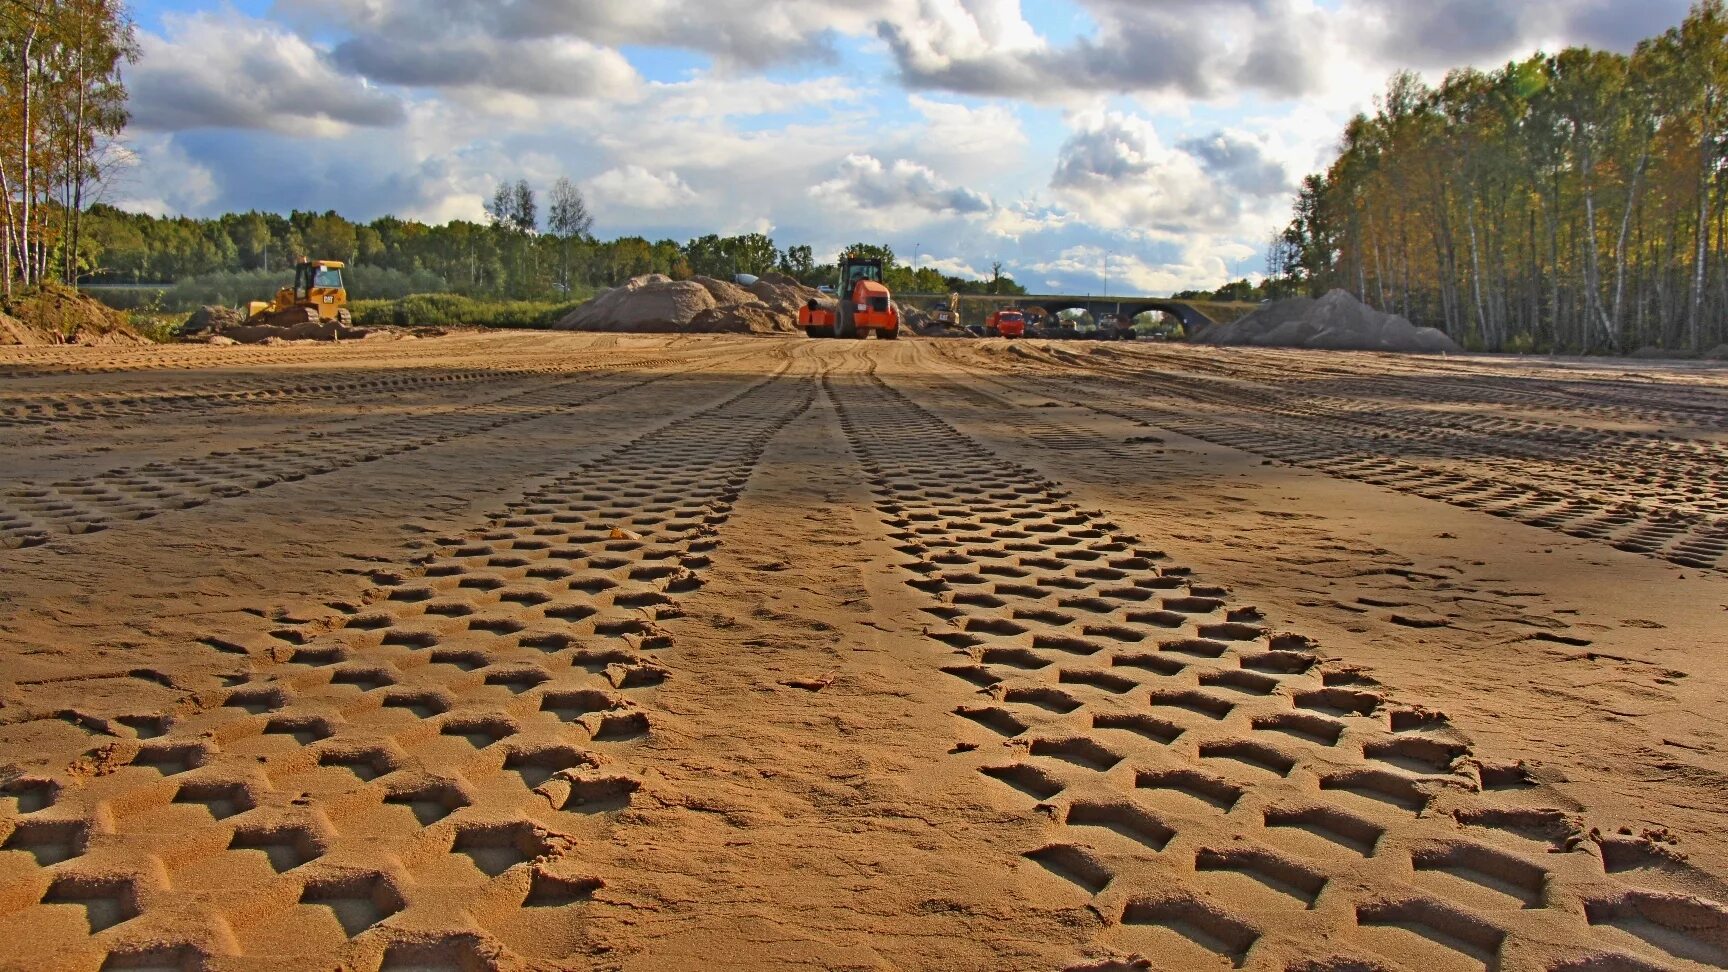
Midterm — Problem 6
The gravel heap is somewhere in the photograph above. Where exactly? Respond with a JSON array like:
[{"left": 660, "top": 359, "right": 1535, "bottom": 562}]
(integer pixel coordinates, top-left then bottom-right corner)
[
  {"left": 557, "top": 272, "right": 825, "bottom": 335},
  {"left": 1197, "top": 289, "right": 1462, "bottom": 353}
]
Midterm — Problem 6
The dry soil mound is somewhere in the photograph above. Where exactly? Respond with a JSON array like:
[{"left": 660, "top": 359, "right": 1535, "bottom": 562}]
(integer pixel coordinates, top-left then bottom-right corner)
[
  {"left": 0, "top": 284, "right": 147, "bottom": 346},
  {"left": 557, "top": 273, "right": 818, "bottom": 335},
  {"left": 747, "top": 273, "right": 826, "bottom": 319},
  {"left": 692, "top": 275, "right": 757, "bottom": 307},
  {"left": 558, "top": 275, "right": 717, "bottom": 332},
  {"left": 1198, "top": 289, "right": 1461, "bottom": 354},
  {"left": 0, "top": 312, "right": 43, "bottom": 346},
  {"left": 183, "top": 304, "right": 245, "bottom": 335},
  {"left": 690, "top": 302, "right": 785, "bottom": 333}
]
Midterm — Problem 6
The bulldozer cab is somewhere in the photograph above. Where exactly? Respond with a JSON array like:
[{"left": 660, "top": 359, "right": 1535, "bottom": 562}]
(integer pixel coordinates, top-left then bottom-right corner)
[{"left": 294, "top": 261, "right": 344, "bottom": 301}]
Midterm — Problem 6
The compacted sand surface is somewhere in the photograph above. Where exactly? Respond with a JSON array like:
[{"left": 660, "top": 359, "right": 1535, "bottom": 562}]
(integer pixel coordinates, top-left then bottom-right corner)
[{"left": 1, "top": 332, "right": 1725, "bottom": 972}]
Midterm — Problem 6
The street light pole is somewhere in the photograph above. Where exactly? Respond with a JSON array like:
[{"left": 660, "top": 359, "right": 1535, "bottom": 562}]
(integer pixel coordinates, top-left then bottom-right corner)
[{"left": 1103, "top": 250, "right": 1112, "bottom": 298}]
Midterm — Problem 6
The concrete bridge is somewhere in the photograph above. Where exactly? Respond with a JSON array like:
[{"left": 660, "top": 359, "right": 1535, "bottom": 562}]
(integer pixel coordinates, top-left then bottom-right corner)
[{"left": 898, "top": 293, "right": 1217, "bottom": 333}]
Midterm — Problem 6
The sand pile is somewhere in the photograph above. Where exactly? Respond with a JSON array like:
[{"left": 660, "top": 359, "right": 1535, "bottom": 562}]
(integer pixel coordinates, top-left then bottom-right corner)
[
  {"left": 180, "top": 304, "right": 382, "bottom": 344},
  {"left": 746, "top": 272, "right": 826, "bottom": 319},
  {"left": 0, "top": 284, "right": 148, "bottom": 346},
  {"left": 0, "top": 312, "right": 39, "bottom": 345},
  {"left": 692, "top": 275, "right": 756, "bottom": 306},
  {"left": 182, "top": 304, "right": 246, "bottom": 336},
  {"left": 557, "top": 273, "right": 822, "bottom": 335},
  {"left": 1198, "top": 289, "right": 1461, "bottom": 353}
]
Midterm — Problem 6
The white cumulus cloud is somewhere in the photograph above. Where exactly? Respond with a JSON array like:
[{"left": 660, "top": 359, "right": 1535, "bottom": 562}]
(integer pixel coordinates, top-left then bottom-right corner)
[
  {"left": 128, "top": 11, "right": 405, "bottom": 136},
  {"left": 586, "top": 166, "right": 700, "bottom": 211}
]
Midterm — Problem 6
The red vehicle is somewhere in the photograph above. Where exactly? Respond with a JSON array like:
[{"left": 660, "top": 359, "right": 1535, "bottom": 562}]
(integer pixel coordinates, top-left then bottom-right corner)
[
  {"left": 987, "top": 309, "right": 1027, "bottom": 339},
  {"left": 800, "top": 255, "right": 900, "bottom": 340}
]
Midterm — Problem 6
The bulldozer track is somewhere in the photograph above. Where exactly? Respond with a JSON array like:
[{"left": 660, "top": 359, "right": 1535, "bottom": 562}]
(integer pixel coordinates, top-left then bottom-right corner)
[
  {"left": 0, "top": 349, "right": 758, "bottom": 551},
  {"left": 0, "top": 364, "right": 585, "bottom": 432},
  {"left": 0, "top": 354, "right": 820, "bottom": 970},
  {"left": 939, "top": 345, "right": 1728, "bottom": 574},
  {"left": 827, "top": 363, "right": 1727, "bottom": 972},
  {"left": 0, "top": 334, "right": 604, "bottom": 382}
]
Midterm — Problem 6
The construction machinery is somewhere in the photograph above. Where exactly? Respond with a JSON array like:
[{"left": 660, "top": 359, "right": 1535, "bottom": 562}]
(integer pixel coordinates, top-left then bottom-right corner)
[
  {"left": 801, "top": 255, "right": 899, "bottom": 340},
  {"left": 1096, "top": 312, "right": 1140, "bottom": 342},
  {"left": 244, "top": 259, "right": 351, "bottom": 328},
  {"left": 986, "top": 308, "right": 1027, "bottom": 339}
]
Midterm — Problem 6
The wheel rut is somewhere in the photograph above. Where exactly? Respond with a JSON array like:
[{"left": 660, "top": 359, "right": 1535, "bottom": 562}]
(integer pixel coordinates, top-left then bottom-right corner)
[
  {"left": 0, "top": 362, "right": 587, "bottom": 431},
  {"left": 942, "top": 345, "right": 1728, "bottom": 574},
  {"left": 0, "top": 355, "right": 818, "bottom": 970},
  {"left": 0, "top": 349, "right": 755, "bottom": 551},
  {"left": 827, "top": 363, "right": 1728, "bottom": 972}
]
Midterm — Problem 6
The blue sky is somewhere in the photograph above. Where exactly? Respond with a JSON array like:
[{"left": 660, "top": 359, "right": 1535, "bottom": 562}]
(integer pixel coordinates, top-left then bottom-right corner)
[{"left": 114, "top": 0, "right": 1696, "bottom": 295}]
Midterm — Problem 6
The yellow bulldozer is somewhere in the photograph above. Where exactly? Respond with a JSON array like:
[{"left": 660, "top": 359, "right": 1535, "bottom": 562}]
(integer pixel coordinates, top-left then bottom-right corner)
[{"left": 244, "top": 259, "right": 351, "bottom": 328}]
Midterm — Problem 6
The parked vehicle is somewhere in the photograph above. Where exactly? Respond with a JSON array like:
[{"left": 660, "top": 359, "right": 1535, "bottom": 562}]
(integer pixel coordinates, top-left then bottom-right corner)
[{"left": 987, "top": 309, "right": 1027, "bottom": 339}]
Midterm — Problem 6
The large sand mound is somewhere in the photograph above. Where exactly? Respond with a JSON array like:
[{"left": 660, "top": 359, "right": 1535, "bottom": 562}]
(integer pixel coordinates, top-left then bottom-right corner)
[
  {"left": 557, "top": 273, "right": 823, "bottom": 335},
  {"left": 0, "top": 284, "right": 148, "bottom": 346},
  {"left": 1197, "top": 289, "right": 1461, "bottom": 353}
]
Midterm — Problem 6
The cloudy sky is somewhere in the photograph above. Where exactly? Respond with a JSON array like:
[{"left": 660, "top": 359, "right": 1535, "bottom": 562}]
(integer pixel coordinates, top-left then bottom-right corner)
[{"left": 116, "top": 0, "right": 1694, "bottom": 295}]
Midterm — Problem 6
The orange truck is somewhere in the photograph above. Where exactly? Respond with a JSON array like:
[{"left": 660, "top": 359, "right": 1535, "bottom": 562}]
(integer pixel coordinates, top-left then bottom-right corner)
[
  {"left": 800, "top": 255, "right": 900, "bottom": 340},
  {"left": 987, "top": 308, "right": 1027, "bottom": 339}
]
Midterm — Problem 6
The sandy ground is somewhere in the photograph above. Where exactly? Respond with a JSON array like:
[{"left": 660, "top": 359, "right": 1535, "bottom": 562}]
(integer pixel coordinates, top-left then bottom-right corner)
[{"left": 1, "top": 332, "right": 1725, "bottom": 972}]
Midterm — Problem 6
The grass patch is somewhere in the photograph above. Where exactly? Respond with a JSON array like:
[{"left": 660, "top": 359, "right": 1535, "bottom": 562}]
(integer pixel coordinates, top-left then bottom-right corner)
[{"left": 349, "top": 293, "right": 589, "bottom": 330}]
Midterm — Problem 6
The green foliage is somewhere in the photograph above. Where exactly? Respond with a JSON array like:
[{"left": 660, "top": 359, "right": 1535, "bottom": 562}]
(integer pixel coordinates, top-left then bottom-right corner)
[
  {"left": 80, "top": 284, "right": 167, "bottom": 311},
  {"left": 684, "top": 233, "right": 781, "bottom": 278},
  {"left": 129, "top": 313, "right": 182, "bottom": 343},
  {"left": 781, "top": 245, "right": 815, "bottom": 279},
  {"left": 348, "top": 293, "right": 588, "bottom": 329},
  {"left": 76, "top": 201, "right": 1025, "bottom": 313},
  {"left": 2, "top": 0, "right": 138, "bottom": 292},
  {"left": 1504, "top": 332, "right": 1540, "bottom": 354},
  {"left": 1275, "top": 0, "right": 1728, "bottom": 353},
  {"left": 86, "top": 265, "right": 451, "bottom": 313},
  {"left": 1175, "top": 278, "right": 1299, "bottom": 302}
]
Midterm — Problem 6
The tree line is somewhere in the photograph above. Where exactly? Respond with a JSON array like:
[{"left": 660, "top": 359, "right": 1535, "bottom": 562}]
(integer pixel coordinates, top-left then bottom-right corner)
[
  {"left": 1273, "top": 0, "right": 1728, "bottom": 353},
  {"left": 81, "top": 189, "right": 1026, "bottom": 307},
  {"left": 1, "top": 0, "right": 135, "bottom": 297}
]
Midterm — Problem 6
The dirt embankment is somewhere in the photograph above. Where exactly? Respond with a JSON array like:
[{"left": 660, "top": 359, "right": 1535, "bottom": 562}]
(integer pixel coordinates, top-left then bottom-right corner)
[
  {"left": 1197, "top": 289, "right": 1461, "bottom": 353},
  {"left": 556, "top": 273, "right": 825, "bottom": 334},
  {"left": 0, "top": 285, "right": 148, "bottom": 347}
]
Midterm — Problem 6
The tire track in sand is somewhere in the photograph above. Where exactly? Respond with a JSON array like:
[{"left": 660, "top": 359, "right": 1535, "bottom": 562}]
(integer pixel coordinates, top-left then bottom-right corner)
[
  {"left": 0, "top": 362, "right": 585, "bottom": 431},
  {"left": 946, "top": 344, "right": 1728, "bottom": 574},
  {"left": 828, "top": 363, "right": 1728, "bottom": 972},
  {"left": 0, "top": 354, "right": 818, "bottom": 970},
  {"left": 0, "top": 348, "right": 758, "bottom": 551}
]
